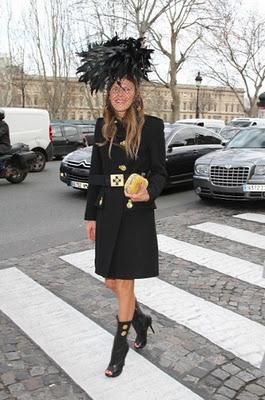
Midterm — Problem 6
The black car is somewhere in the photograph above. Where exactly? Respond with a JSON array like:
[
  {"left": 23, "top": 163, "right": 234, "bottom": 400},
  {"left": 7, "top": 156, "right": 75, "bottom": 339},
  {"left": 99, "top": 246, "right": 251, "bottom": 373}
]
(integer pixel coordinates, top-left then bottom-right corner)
[
  {"left": 76, "top": 123, "right": 96, "bottom": 146},
  {"left": 51, "top": 123, "right": 86, "bottom": 158},
  {"left": 60, "top": 123, "right": 223, "bottom": 190}
]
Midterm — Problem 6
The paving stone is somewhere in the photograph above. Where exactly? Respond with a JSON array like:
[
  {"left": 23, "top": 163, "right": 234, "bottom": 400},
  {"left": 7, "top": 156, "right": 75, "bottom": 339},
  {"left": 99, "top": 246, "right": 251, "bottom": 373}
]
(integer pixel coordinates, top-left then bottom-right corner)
[
  {"left": 222, "top": 363, "right": 241, "bottom": 375},
  {"left": 5, "top": 351, "right": 20, "bottom": 361},
  {"left": 1, "top": 371, "right": 16, "bottom": 385},
  {"left": 224, "top": 376, "right": 245, "bottom": 391},
  {"left": 188, "top": 367, "right": 209, "bottom": 378},
  {"left": 23, "top": 377, "right": 43, "bottom": 391},
  {"left": 30, "top": 367, "right": 45, "bottom": 377},
  {"left": 212, "top": 368, "right": 231, "bottom": 381},
  {"left": 0, "top": 392, "right": 10, "bottom": 400},
  {"left": 217, "top": 386, "right": 237, "bottom": 398},
  {"left": 8, "top": 382, "right": 26, "bottom": 395},
  {"left": 236, "top": 370, "right": 256, "bottom": 383},
  {"left": 237, "top": 393, "right": 259, "bottom": 400},
  {"left": 246, "top": 383, "right": 265, "bottom": 396}
]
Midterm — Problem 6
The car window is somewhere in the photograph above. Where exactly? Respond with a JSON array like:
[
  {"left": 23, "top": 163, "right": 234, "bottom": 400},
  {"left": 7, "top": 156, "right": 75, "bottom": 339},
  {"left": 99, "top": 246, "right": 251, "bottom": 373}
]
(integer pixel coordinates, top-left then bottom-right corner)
[
  {"left": 170, "top": 128, "right": 196, "bottom": 146},
  {"left": 193, "top": 127, "right": 221, "bottom": 144},
  {"left": 227, "top": 128, "right": 265, "bottom": 148},
  {"left": 52, "top": 126, "right": 63, "bottom": 137},
  {"left": 64, "top": 126, "right": 78, "bottom": 136}
]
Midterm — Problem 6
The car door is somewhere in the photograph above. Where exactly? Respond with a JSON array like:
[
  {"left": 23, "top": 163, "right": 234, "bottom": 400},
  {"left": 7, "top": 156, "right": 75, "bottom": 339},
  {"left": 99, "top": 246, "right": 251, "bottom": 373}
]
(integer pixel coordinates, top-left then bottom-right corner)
[
  {"left": 166, "top": 127, "right": 197, "bottom": 184},
  {"left": 51, "top": 125, "right": 67, "bottom": 157},
  {"left": 194, "top": 127, "right": 222, "bottom": 158},
  {"left": 62, "top": 126, "right": 80, "bottom": 155}
]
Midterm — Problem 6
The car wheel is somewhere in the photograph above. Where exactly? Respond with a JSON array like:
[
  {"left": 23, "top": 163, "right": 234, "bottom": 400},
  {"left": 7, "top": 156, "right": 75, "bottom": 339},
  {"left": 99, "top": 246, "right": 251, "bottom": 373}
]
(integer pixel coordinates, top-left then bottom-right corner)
[
  {"left": 6, "top": 169, "right": 27, "bottom": 184},
  {"left": 30, "top": 151, "right": 46, "bottom": 172}
]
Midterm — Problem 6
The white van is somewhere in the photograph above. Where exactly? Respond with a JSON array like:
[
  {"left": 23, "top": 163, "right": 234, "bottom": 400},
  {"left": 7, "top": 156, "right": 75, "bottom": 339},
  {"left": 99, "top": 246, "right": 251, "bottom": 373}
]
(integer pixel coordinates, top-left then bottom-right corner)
[
  {"left": 175, "top": 118, "right": 225, "bottom": 133},
  {"left": 3, "top": 107, "right": 52, "bottom": 171},
  {"left": 228, "top": 118, "right": 265, "bottom": 128}
]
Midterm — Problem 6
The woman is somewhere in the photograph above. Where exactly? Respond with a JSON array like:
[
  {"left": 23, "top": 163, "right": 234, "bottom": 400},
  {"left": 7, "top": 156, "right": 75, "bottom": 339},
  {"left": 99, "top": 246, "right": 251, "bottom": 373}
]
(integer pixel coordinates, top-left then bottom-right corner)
[{"left": 78, "top": 36, "right": 167, "bottom": 378}]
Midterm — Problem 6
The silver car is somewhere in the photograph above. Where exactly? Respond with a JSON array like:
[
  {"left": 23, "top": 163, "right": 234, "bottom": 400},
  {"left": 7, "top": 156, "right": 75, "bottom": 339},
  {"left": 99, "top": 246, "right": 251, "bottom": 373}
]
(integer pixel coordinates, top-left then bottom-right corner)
[{"left": 193, "top": 127, "right": 265, "bottom": 201}]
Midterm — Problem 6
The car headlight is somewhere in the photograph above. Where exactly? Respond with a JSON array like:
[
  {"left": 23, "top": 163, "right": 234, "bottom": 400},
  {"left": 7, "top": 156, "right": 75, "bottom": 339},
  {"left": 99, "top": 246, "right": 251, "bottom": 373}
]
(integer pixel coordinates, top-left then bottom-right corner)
[
  {"left": 255, "top": 165, "right": 265, "bottom": 175},
  {"left": 195, "top": 164, "right": 209, "bottom": 176}
]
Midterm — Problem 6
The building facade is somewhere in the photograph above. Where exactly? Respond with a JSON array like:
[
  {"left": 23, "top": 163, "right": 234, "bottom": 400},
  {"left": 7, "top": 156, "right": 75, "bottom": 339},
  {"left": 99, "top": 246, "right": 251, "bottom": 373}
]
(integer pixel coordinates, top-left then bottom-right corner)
[{"left": 0, "top": 71, "right": 245, "bottom": 123}]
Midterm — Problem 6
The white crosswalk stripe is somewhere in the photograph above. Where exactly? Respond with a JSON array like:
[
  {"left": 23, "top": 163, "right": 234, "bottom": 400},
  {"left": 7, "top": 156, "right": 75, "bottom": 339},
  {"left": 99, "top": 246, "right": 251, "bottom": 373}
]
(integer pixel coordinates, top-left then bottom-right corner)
[
  {"left": 0, "top": 267, "right": 204, "bottom": 400},
  {"left": 190, "top": 222, "right": 265, "bottom": 250},
  {"left": 61, "top": 247, "right": 265, "bottom": 370},
  {"left": 233, "top": 213, "right": 265, "bottom": 224},
  {"left": 158, "top": 234, "right": 265, "bottom": 288}
]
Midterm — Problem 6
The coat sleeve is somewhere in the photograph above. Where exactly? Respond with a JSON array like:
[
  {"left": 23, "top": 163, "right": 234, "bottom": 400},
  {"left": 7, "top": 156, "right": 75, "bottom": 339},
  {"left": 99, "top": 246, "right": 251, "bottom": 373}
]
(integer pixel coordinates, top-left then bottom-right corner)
[
  {"left": 146, "top": 118, "right": 167, "bottom": 202},
  {"left": 84, "top": 118, "right": 103, "bottom": 221}
]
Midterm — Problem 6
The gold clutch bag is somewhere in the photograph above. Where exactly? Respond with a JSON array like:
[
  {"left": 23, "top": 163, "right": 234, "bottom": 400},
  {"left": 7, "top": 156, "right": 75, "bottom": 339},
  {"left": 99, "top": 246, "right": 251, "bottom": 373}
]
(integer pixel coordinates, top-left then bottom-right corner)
[
  {"left": 124, "top": 173, "right": 148, "bottom": 194},
  {"left": 124, "top": 173, "right": 148, "bottom": 208}
]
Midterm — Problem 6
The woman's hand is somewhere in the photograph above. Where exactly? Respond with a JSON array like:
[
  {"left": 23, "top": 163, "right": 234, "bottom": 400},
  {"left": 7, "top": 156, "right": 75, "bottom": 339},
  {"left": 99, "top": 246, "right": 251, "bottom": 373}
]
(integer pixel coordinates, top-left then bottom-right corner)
[
  {"left": 86, "top": 220, "right": 96, "bottom": 241},
  {"left": 124, "top": 183, "right": 150, "bottom": 202}
]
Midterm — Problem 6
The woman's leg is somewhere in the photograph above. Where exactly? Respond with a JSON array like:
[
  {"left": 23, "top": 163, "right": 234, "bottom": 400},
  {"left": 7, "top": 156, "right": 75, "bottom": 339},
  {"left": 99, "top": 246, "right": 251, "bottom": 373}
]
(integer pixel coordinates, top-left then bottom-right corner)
[{"left": 105, "top": 279, "right": 135, "bottom": 377}]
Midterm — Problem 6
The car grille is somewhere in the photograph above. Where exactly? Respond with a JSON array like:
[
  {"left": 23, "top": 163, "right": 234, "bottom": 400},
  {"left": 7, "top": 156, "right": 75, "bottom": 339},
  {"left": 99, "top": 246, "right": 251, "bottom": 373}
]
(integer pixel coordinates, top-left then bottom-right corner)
[
  {"left": 67, "top": 173, "right": 89, "bottom": 183},
  {"left": 210, "top": 166, "right": 250, "bottom": 187},
  {"left": 66, "top": 160, "right": 91, "bottom": 169}
]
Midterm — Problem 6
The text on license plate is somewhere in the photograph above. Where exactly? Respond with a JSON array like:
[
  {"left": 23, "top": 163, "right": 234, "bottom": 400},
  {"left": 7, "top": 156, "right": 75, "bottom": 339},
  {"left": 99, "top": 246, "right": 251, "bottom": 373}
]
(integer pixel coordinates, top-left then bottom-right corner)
[
  {"left": 71, "top": 181, "right": 88, "bottom": 189},
  {"left": 243, "top": 184, "right": 265, "bottom": 192}
]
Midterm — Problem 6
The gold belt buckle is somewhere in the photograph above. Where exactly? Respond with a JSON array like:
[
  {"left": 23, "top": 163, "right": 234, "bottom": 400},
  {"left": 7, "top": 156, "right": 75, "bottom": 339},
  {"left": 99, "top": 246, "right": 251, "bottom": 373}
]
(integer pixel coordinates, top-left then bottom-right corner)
[{"left": 110, "top": 174, "right": 124, "bottom": 187}]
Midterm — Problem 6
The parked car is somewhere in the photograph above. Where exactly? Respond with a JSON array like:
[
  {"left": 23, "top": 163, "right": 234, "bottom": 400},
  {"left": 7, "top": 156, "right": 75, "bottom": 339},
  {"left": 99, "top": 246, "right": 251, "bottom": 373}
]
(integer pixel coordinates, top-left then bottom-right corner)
[
  {"left": 76, "top": 122, "right": 96, "bottom": 146},
  {"left": 228, "top": 117, "right": 265, "bottom": 128},
  {"left": 59, "top": 122, "right": 223, "bottom": 190},
  {"left": 193, "top": 127, "right": 265, "bottom": 201},
  {"left": 219, "top": 126, "right": 242, "bottom": 144},
  {"left": 175, "top": 118, "right": 225, "bottom": 134},
  {"left": 51, "top": 123, "right": 86, "bottom": 158},
  {"left": 3, "top": 107, "right": 52, "bottom": 172}
]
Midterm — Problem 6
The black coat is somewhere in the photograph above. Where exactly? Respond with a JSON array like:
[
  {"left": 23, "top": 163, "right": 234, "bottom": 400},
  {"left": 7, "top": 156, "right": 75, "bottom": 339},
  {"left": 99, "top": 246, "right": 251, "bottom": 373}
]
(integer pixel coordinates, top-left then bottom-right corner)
[
  {"left": 84, "top": 115, "right": 167, "bottom": 279},
  {"left": 0, "top": 121, "right": 11, "bottom": 155}
]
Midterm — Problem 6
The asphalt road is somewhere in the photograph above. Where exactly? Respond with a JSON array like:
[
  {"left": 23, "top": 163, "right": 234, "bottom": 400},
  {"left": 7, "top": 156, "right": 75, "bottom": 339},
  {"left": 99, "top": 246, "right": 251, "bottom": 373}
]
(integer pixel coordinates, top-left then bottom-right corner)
[{"left": 0, "top": 160, "right": 198, "bottom": 260}]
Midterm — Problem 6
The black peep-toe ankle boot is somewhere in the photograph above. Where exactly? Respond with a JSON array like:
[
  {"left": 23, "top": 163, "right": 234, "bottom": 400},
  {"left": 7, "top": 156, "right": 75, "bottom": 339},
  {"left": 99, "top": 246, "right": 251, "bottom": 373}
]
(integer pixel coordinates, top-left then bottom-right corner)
[
  {"left": 105, "top": 318, "right": 132, "bottom": 378},
  {"left": 132, "top": 300, "right": 154, "bottom": 349}
]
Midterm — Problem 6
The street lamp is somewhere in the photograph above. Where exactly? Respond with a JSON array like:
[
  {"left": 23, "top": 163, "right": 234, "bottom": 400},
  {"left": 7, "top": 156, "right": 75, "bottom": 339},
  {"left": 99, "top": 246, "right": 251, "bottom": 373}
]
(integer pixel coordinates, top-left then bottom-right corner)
[{"left": 195, "top": 72, "right": 202, "bottom": 118}]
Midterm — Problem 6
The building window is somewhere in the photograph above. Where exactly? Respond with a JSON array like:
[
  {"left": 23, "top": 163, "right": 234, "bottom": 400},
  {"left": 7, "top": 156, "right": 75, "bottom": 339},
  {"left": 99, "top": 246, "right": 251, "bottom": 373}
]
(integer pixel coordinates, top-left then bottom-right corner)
[
  {"left": 237, "top": 104, "right": 240, "bottom": 113},
  {"left": 190, "top": 114, "right": 193, "bottom": 118},
  {"left": 164, "top": 100, "right": 167, "bottom": 109},
  {"left": 183, "top": 102, "right": 186, "bottom": 110},
  {"left": 163, "top": 113, "right": 167, "bottom": 121},
  {"left": 70, "top": 112, "right": 75, "bottom": 120},
  {"left": 34, "top": 96, "right": 38, "bottom": 105},
  {"left": 231, "top": 104, "right": 234, "bottom": 112},
  {"left": 87, "top": 112, "right": 91, "bottom": 119},
  {"left": 79, "top": 112, "right": 83, "bottom": 120},
  {"left": 183, "top": 114, "right": 186, "bottom": 119},
  {"left": 225, "top": 104, "right": 228, "bottom": 112},
  {"left": 214, "top": 104, "right": 217, "bottom": 111}
]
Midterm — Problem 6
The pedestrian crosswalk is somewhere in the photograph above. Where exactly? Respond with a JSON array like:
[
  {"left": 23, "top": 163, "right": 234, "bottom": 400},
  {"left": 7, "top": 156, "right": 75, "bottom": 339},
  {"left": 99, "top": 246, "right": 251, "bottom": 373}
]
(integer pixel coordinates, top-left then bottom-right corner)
[
  {"left": 190, "top": 221, "right": 265, "bottom": 250},
  {"left": 1, "top": 211, "right": 265, "bottom": 400}
]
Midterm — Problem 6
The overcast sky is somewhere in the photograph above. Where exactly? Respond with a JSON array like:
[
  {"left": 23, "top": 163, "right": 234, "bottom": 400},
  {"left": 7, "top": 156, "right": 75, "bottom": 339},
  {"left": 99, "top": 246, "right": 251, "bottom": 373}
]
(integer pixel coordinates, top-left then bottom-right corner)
[{"left": 1, "top": 0, "right": 265, "bottom": 88}]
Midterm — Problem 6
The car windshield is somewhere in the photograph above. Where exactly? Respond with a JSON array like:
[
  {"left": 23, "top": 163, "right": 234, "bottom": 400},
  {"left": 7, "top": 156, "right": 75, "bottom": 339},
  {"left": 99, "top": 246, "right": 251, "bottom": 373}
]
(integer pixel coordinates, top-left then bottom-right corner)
[
  {"left": 220, "top": 128, "right": 240, "bottom": 140},
  {"left": 227, "top": 128, "right": 265, "bottom": 148},
  {"left": 164, "top": 124, "right": 183, "bottom": 142},
  {"left": 228, "top": 120, "right": 251, "bottom": 127}
]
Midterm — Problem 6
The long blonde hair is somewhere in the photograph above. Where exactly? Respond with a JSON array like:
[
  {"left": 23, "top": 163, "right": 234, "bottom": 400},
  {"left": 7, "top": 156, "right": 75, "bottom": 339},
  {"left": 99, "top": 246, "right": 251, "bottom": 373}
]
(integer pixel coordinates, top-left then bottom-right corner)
[{"left": 101, "top": 78, "right": 145, "bottom": 159}]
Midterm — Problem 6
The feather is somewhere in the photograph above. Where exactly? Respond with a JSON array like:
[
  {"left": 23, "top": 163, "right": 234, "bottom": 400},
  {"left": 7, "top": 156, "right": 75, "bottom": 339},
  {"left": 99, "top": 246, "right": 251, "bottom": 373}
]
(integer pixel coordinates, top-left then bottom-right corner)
[{"left": 76, "top": 35, "right": 154, "bottom": 93}]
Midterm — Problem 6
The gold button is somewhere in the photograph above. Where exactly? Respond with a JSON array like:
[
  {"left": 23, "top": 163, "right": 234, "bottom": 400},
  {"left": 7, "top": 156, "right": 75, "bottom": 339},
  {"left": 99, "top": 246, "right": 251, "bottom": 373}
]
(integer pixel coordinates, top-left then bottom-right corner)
[
  {"left": 122, "top": 324, "right": 128, "bottom": 330},
  {"left": 120, "top": 140, "right": 126, "bottom": 147},
  {"left": 121, "top": 331, "right": 127, "bottom": 336},
  {"left": 119, "top": 165, "right": 127, "bottom": 171},
  {"left": 126, "top": 199, "right": 133, "bottom": 209}
]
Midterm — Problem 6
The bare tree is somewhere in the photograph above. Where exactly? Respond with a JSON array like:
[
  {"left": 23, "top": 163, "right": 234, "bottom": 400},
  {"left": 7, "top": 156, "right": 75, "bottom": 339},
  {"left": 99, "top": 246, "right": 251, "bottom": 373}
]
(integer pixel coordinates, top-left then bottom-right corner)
[
  {"left": 149, "top": 0, "right": 206, "bottom": 121},
  {"left": 201, "top": 0, "right": 265, "bottom": 117},
  {"left": 25, "top": 0, "right": 74, "bottom": 119}
]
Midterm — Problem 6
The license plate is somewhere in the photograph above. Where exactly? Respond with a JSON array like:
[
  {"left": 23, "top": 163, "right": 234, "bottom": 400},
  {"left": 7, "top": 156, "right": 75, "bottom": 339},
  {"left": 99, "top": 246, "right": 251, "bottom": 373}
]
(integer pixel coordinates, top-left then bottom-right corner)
[
  {"left": 243, "top": 184, "right": 265, "bottom": 192},
  {"left": 70, "top": 181, "right": 88, "bottom": 189}
]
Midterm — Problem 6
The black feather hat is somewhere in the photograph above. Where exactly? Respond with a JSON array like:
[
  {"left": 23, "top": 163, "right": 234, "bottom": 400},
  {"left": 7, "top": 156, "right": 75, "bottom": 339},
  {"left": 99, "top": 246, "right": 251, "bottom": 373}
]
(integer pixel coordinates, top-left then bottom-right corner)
[{"left": 76, "top": 35, "right": 154, "bottom": 93}]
